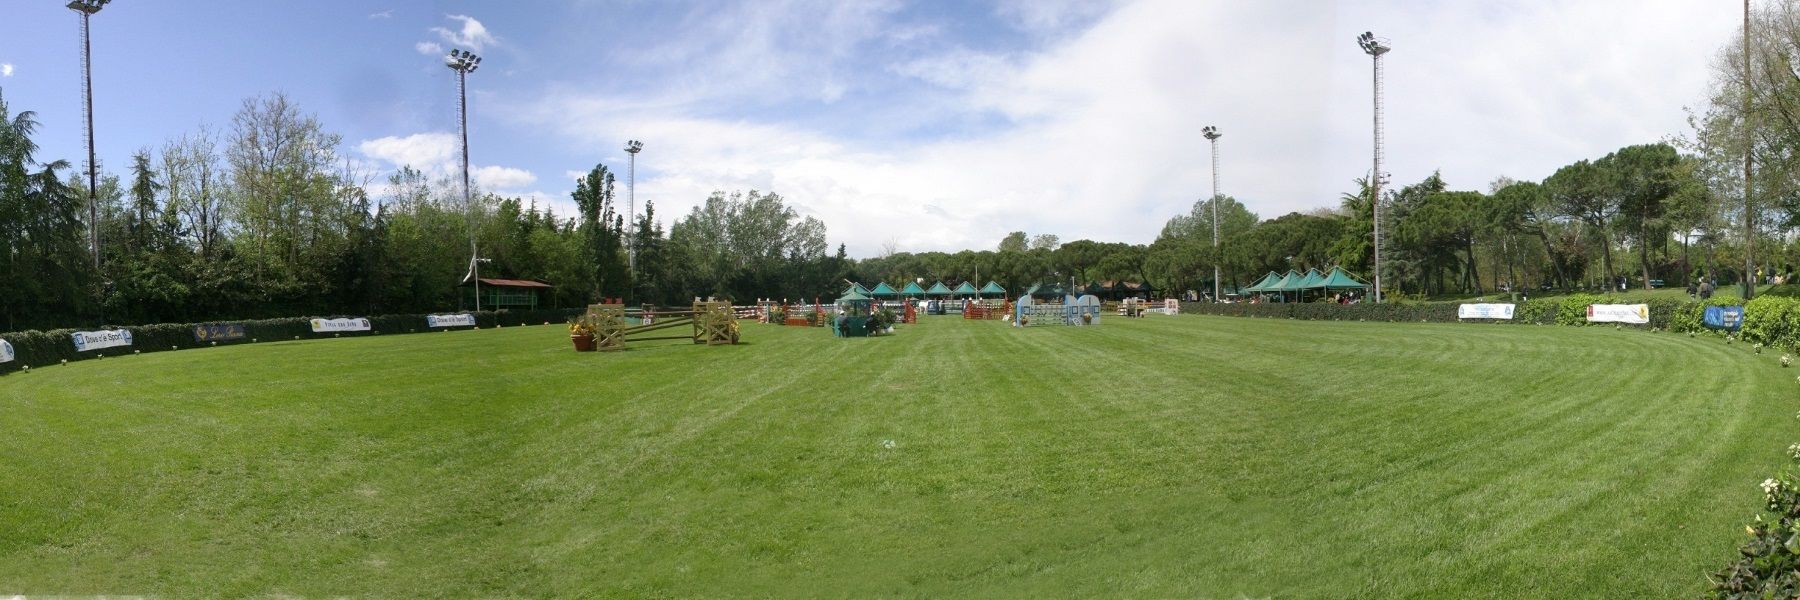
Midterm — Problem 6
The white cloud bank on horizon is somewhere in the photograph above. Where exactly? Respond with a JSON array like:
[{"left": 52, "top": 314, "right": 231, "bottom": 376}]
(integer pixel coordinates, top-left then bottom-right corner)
[
  {"left": 358, "top": 132, "right": 545, "bottom": 202},
  {"left": 509, "top": 0, "right": 1736, "bottom": 258}
]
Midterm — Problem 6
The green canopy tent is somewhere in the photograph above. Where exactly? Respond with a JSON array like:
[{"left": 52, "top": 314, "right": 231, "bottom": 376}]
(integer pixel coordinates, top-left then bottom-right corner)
[
  {"left": 952, "top": 281, "right": 979, "bottom": 297},
  {"left": 1295, "top": 268, "right": 1325, "bottom": 301},
  {"left": 832, "top": 290, "right": 875, "bottom": 337},
  {"left": 868, "top": 282, "right": 899, "bottom": 297},
  {"left": 1266, "top": 270, "right": 1303, "bottom": 302},
  {"left": 1317, "top": 267, "right": 1371, "bottom": 293},
  {"left": 1119, "top": 280, "right": 1155, "bottom": 298},
  {"left": 900, "top": 281, "right": 927, "bottom": 297},
  {"left": 844, "top": 282, "right": 872, "bottom": 296},
  {"left": 1025, "top": 282, "right": 1071, "bottom": 299},
  {"left": 979, "top": 281, "right": 1007, "bottom": 298},
  {"left": 926, "top": 281, "right": 953, "bottom": 296},
  {"left": 1244, "top": 272, "right": 1281, "bottom": 294}
]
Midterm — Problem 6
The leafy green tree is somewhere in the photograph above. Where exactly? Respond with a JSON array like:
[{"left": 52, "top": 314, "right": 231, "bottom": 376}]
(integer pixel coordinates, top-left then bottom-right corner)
[
  {"left": 1545, "top": 160, "right": 1619, "bottom": 287},
  {"left": 998, "top": 231, "right": 1028, "bottom": 253}
]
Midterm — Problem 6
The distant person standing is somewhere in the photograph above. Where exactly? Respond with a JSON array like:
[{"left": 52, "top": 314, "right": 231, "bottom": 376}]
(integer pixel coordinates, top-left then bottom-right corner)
[{"left": 1700, "top": 280, "right": 1714, "bottom": 300}]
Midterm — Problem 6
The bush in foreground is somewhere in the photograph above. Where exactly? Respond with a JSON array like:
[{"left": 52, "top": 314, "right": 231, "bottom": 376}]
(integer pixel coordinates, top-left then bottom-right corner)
[{"left": 1709, "top": 446, "right": 1800, "bottom": 599}]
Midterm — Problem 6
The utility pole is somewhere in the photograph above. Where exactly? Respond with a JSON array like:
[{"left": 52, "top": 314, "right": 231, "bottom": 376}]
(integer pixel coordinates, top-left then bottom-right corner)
[
  {"left": 1359, "top": 31, "right": 1391, "bottom": 303},
  {"left": 1744, "top": 0, "right": 1757, "bottom": 300},
  {"left": 1202, "top": 125, "right": 1222, "bottom": 303}
]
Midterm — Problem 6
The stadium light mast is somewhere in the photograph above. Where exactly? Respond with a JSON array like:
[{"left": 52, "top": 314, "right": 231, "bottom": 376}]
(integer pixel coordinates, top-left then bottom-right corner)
[
  {"left": 624, "top": 139, "right": 643, "bottom": 272},
  {"left": 1358, "top": 31, "right": 1391, "bottom": 303},
  {"left": 69, "top": 0, "right": 109, "bottom": 277},
  {"left": 445, "top": 48, "right": 482, "bottom": 309},
  {"left": 1202, "top": 125, "right": 1222, "bottom": 303}
]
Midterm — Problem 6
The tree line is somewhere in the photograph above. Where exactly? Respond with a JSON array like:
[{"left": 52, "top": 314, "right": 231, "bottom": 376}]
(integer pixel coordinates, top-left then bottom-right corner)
[{"left": 0, "top": 89, "right": 840, "bottom": 331}]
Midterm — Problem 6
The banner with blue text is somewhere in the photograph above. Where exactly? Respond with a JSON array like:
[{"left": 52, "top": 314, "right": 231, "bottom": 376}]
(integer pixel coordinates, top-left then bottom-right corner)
[{"left": 72, "top": 329, "right": 133, "bottom": 352}]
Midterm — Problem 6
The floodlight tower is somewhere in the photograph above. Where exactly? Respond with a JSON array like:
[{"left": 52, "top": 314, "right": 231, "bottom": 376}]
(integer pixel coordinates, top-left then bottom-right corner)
[
  {"left": 1202, "top": 125, "right": 1222, "bottom": 303},
  {"left": 69, "top": 0, "right": 109, "bottom": 274},
  {"left": 445, "top": 48, "right": 483, "bottom": 308},
  {"left": 624, "top": 139, "right": 643, "bottom": 272},
  {"left": 1358, "top": 31, "right": 1391, "bottom": 303}
]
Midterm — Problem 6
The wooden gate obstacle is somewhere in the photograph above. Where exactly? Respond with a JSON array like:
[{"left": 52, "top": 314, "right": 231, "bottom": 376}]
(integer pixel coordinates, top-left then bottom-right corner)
[{"left": 586, "top": 301, "right": 739, "bottom": 351}]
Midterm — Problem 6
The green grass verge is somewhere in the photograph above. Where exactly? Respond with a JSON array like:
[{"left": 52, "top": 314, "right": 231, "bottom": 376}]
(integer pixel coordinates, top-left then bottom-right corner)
[{"left": 0, "top": 316, "right": 1791, "bottom": 597}]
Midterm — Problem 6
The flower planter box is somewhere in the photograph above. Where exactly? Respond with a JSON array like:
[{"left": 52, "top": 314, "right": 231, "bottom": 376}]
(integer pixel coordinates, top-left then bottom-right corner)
[
  {"left": 571, "top": 334, "right": 596, "bottom": 352},
  {"left": 785, "top": 317, "right": 811, "bottom": 326}
]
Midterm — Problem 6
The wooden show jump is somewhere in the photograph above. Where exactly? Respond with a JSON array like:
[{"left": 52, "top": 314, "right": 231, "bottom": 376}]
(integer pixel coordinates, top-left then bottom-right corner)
[{"left": 588, "top": 301, "right": 739, "bottom": 351}]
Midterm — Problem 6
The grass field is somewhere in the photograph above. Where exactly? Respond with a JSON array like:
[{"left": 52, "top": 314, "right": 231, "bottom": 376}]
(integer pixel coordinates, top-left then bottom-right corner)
[{"left": 0, "top": 315, "right": 1793, "bottom": 597}]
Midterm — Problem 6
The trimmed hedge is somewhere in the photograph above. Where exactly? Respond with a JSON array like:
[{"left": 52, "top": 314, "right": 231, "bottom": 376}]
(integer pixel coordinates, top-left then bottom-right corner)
[
  {"left": 0, "top": 308, "right": 582, "bottom": 376},
  {"left": 1178, "top": 295, "right": 1743, "bottom": 337}
]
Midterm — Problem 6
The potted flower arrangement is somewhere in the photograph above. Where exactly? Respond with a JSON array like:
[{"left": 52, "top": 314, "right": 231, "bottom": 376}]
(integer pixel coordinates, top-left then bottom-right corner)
[{"left": 569, "top": 316, "right": 597, "bottom": 352}]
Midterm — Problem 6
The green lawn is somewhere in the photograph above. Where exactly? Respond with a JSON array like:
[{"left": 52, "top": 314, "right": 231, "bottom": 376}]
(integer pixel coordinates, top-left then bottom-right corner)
[{"left": 0, "top": 316, "right": 1792, "bottom": 597}]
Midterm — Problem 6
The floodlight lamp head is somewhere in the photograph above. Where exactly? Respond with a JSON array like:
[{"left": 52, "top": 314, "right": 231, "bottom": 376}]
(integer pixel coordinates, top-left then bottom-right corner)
[
  {"left": 1202, "top": 126, "right": 1221, "bottom": 140},
  {"left": 1358, "top": 32, "right": 1390, "bottom": 56},
  {"left": 67, "top": 0, "right": 105, "bottom": 14},
  {"left": 625, "top": 140, "right": 643, "bottom": 153}
]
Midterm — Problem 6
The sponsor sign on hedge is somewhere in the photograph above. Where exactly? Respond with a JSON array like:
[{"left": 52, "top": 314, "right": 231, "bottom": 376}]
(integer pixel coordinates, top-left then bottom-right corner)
[
  {"left": 193, "top": 323, "right": 246, "bottom": 342},
  {"left": 0, "top": 339, "right": 12, "bottom": 364},
  {"left": 1457, "top": 303, "right": 1515, "bottom": 319},
  {"left": 72, "top": 329, "right": 133, "bottom": 352},
  {"left": 310, "top": 317, "right": 371, "bottom": 333},
  {"left": 427, "top": 313, "right": 476, "bottom": 328},
  {"left": 1586, "top": 304, "right": 1650, "bottom": 324},
  {"left": 1704, "top": 305, "right": 1745, "bottom": 331}
]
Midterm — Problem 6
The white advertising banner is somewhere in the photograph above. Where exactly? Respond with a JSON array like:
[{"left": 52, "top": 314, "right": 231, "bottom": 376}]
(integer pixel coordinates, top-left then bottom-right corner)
[
  {"left": 1586, "top": 304, "right": 1650, "bottom": 324},
  {"left": 310, "top": 317, "right": 371, "bottom": 333},
  {"left": 0, "top": 339, "right": 12, "bottom": 363},
  {"left": 427, "top": 313, "right": 476, "bottom": 328},
  {"left": 71, "top": 329, "right": 133, "bottom": 352},
  {"left": 1458, "top": 303, "right": 1516, "bottom": 320}
]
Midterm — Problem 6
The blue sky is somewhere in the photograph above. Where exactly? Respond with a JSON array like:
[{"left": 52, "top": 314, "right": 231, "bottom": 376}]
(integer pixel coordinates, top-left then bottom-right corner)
[{"left": 0, "top": 1, "right": 1744, "bottom": 257}]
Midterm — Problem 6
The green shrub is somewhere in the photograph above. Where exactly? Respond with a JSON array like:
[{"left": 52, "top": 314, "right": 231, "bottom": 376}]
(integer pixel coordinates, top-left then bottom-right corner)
[
  {"left": 0, "top": 307, "right": 583, "bottom": 376},
  {"left": 1708, "top": 449, "right": 1800, "bottom": 598}
]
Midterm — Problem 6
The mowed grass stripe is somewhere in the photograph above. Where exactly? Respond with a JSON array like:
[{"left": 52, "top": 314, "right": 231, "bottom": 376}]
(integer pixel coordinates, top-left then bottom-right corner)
[{"left": 0, "top": 316, "right": 1791, "bottom": 597}]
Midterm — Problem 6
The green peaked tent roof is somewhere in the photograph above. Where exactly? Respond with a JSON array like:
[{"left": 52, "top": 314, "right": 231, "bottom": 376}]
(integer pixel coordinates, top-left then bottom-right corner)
[
  {"left": 1245, "top": 271, "right": 1282, "bottom": 293},
  {"left": 1297, "top": 268, "right": 1326, "bottom": 289},
  {"left": 979, "top": 281, "right": 1007, "bottom": 295},
  {"left": 1317, "top": 267, "right": 1370, "bottom": 289},
  {"left": 868, "top": 282, "right": 899, "bottom": 296},
  {"left": 1266, "top": 270, "right": 1304, "bottom": 292},
  {"left": 926, "top": 281, "right": 952, "bottom": 296},
  {"left": 844, "top": 282, "right": 871, "bottom": 296},
  {"left": 901, "top": 281, "right": 926, "bottom": 295},
  {"left": 836, "top": 289, "right": 872, "bottom": 302},
  {"left": 953, "top": 281, "right": 979, "bottom": 294}
]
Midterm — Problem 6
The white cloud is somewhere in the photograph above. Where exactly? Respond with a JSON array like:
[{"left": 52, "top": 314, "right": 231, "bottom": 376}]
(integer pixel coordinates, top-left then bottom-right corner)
[
  {"left": 358, "top": 132, "right": 539, "bottom": 201},
  {"left": 0, "top": 64, "right": 12, "bottom": 78},
  {"left": 431, "top": 14, "right": 497, "bottom": 52},
  {"left": 508, "top": 0, "right": 1741, "bottom": 257},
  {"left": 473, "top": 165, "right": 537, "bottom": 189},
  {"left": 368, "top": 9, "right": 394, "bottom": 19},
  {"left": 415, "top": 41, "right": 443, "bottom": 56},
  {"left": 995, "top": 0, "right": 1116, "bottom": 33},
  {"left": 359, "top": 132, "right": 459, "bottom": 171}
]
